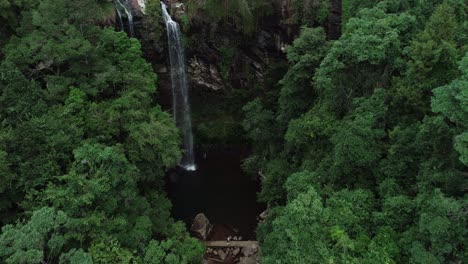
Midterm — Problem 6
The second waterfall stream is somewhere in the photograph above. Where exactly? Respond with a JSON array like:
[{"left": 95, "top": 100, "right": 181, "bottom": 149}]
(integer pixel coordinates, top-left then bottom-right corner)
[
  {"left": 161, "top": 2, "right": 196, "bottom": 171},
  {"left": 115, "top": 0, "right": 135, "bottom": 37}
]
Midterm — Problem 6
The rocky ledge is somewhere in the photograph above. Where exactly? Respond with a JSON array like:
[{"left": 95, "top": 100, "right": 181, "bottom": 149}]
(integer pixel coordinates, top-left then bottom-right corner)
[{"left": 191, "top": 213, "right": 261, "bottom": 264}]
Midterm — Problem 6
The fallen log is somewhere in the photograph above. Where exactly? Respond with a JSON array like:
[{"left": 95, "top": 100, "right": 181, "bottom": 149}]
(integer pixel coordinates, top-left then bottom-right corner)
[{"left": 202, "top": 241, "right": 259, "bottom": 248}]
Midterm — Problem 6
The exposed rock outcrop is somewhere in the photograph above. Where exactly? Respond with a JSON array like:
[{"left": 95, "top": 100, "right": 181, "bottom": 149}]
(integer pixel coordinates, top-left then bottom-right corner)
[
  {"left": 241, "top": 244, "right": 259, "bottom": 257},
  {"left": 188, "top": 57, "right": 224, "bottom": 91},
  {"left": 218, "top": 249, "right": 227, "bottom": 261},
  {"left": 191, "top": 213, "right": 213, "bottom": 240},
  {"left": 136, "top": 0, "right": 146, "bottom": 15},
  {"left": 239, "top": 244, "right": 259, "bottom": 264},
  {"left": 165, "top": 0, "right": 186, "bottom": 19}
]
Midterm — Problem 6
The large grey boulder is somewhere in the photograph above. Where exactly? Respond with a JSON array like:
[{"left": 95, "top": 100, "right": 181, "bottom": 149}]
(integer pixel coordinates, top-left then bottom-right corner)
[
  {"left": 241, "top": 244, "right": 259, "bottom": 257},
  {"left": 190, "top": 213, "right": 212, "bottom": 240}
]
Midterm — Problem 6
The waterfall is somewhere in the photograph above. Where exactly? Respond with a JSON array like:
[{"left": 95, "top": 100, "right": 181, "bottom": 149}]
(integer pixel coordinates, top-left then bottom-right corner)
[
  {"left": 114, "top": 0, "right": 135, "bottom": 37},
  {"left": 115, "top": 2, "right": 125, "bottom": 31},
  {"left": 161, "top": 2, "right": 196, "bottom": 171}
]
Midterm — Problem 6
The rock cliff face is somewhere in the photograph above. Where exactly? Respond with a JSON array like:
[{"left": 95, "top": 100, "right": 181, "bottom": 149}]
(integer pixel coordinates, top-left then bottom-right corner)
[
  {"left": 128, "top": 0, "right": 145, "bottom": 15},
  {"left": 131, "top": 0, "right": 300, "bottom": 96},
  {"left": 177, "top": 0, "right": 299, "bottom": 93},
  {"left": 188, "top": 57, "right": 224, "bottom": 91},
  {"left": 122, "top": 0, "right": 300, "bottom": 146}
]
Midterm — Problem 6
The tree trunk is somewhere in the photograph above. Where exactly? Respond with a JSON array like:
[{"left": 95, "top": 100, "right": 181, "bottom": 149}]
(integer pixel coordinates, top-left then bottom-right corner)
[{"left": 328, "top": 0, "right": 342, "bottom": 40}]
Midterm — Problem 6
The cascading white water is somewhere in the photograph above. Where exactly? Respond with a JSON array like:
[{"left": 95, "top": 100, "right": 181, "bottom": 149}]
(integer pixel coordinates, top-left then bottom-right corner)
[
  {"left": 161, "top": 2, "right": 196, "bottom": 171},
  {"left": 115, "top": 2, "right": 125, "bottom": 31},
  {"left": 114, "top": 0, "right": 135, "bottom": 37}
]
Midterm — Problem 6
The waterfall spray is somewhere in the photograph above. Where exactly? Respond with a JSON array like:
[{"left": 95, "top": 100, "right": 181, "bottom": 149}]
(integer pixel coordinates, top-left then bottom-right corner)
[{"left": 161, "top": 2, "right": 196, "bottom": 171}]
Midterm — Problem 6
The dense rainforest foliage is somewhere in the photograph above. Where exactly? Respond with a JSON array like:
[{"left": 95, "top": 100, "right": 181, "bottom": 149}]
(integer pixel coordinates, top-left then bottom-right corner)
[
  {"left": 0, "top": 0, "right": 204, "bottom": 263},
  {"left": 241, "top": 0, "right": 467, "bottom": 263},
  {"left": 0, "top": 0, "right": 467, "bottom": 263}
]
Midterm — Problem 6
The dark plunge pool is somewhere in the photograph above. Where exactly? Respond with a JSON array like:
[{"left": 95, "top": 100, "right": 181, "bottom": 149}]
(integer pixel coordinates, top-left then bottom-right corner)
[{"left": 166, "top": 147, "right": 265, "bottom": 240}]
